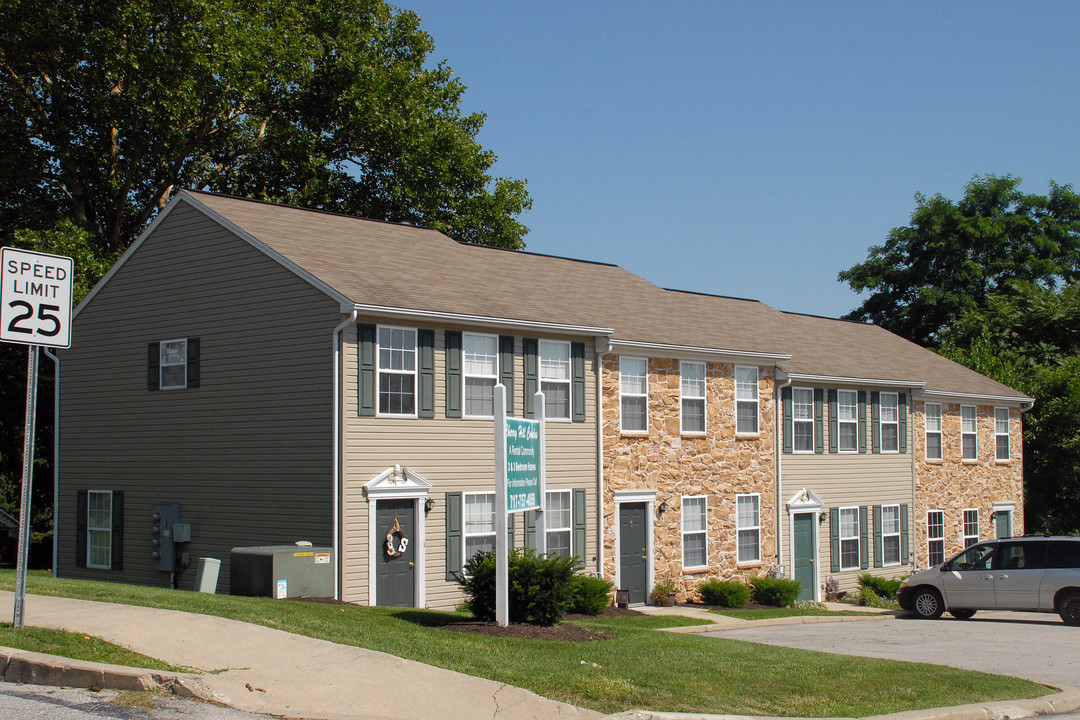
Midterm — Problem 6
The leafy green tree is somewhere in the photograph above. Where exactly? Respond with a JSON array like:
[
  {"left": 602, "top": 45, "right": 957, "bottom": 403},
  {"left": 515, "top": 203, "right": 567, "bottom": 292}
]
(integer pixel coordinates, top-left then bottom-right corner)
[{"left": 0, "top": 0, "right": 531, "bottom": 252}]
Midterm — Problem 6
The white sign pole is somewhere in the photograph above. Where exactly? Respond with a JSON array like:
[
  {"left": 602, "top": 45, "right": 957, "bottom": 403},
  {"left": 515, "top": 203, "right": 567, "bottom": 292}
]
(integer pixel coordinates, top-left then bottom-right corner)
[
  {"left": 493, "top": 383, "right": 509, "bottom": 627},
  {"left": 533, "top": 390, "right": 546, "bottom": 556},
  {"left": 13, "top": 344, "right": 39, "bottom": 628}
]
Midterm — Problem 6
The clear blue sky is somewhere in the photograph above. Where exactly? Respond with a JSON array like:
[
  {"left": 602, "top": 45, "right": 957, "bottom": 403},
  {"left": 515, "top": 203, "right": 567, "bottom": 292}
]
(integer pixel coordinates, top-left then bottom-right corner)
[{"left": 400, "top": 1, "right": 1080, "bottom": 319}]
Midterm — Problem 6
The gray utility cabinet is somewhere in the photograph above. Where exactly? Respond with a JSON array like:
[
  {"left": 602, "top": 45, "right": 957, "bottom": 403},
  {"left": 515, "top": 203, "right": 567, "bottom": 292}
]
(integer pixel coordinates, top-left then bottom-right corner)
[{"left": 230, "top": 545, "right": 334, "bottom": 599}]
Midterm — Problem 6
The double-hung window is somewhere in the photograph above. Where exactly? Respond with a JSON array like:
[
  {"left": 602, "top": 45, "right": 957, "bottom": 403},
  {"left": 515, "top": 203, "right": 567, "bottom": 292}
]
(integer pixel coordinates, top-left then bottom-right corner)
[
  {"left": 159, "top": 339, "right": 188, "bottom": 389},
  {"left": 539, "top": 340, "right": 570, "bottom": 420},
  {"left": 927, "top": 510, "right": 945, "bottom": 566},
  {"left": 546, "top": 490, "right": 572, "bottom": 559},
  {"left": 464, "top": 493, "right": 495, "bottom": 563},
  {"left": 619, "top": 357, "right": 648, "bottom": 432},
  {"left": 87, "top": 490, "right": 113, "bottom": 569},
  {"left": 378, "top": 326, "right": 416, "bottom": 415},
  {"left": 839, "top": 507, "right": 860, "bottom": 571},
  {"left": 735, "top": 366, "right": 758, "bottom": 435},
  {"left": 463, "top": 333, "right": 498, "bottom": 418},
  {"left": 680, "top": 361, "right": 706, "bottom": 434},
  {"left": 736, "top": 494, "right": 761, "bottom": 563},
  {"left": 837, "top": 390, "right": 858, "bottom": 452},
  {"left": 961, "top": 405, "right": 977, "bottom": 460},
  {"left": 995, "top": 407, "right": 1010, "bottom": 461},
  {"left": 925, "top": 403, "right": 943, "bottom": 461},
  {"left": 682, "top": 496, "right": 708, "bottom": 568},
  {"left": 881, "top": 504, "right": 901, "bottom": 566},
  {"left": 792, "top": 387, "right": 815, "bottom": 452},
  {"left": 963, "top": 509, "right": 979, "bottom": 548},
  {"left": 878, "top": 392, "right": 899, "bottom": 452}
]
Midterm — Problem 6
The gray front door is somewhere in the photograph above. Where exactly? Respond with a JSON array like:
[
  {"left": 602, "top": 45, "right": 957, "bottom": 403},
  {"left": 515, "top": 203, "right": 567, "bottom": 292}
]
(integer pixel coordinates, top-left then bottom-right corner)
[
  {"left": 376, "top": 499, "right": 416, "bottom": 607},
  {"left": 619, "top": 503, "right": 648, "bottom": 604},
  {"left": 995, "top": 511, "right": 1012, "bottom": 539},
  {"left": 793, "top": 513, "right": 815, "bottom": 601}
]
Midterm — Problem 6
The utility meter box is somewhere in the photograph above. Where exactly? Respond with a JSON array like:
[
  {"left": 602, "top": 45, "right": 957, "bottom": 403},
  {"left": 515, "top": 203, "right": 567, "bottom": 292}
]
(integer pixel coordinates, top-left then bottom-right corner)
[{"left": 229, "top": 544, "right": 334, "bottom": 599}]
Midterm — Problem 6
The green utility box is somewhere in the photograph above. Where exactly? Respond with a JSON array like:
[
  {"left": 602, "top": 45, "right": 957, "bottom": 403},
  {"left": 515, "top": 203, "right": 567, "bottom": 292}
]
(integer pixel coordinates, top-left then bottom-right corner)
[{"left": 229, "top": 543, "right": 334, "bottom": 599}]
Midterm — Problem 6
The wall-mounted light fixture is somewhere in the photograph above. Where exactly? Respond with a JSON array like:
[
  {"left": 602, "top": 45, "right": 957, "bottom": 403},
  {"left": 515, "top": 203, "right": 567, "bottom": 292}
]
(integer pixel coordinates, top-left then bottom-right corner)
[
  {"left": 658, "top": 501, "right": 669, "bottom": 516},
  {"left": 819, "top": 510, "right": 829, "bottom": 524},
  {"left": 424, "top": 497, "right": 435, "bottom": 513}
]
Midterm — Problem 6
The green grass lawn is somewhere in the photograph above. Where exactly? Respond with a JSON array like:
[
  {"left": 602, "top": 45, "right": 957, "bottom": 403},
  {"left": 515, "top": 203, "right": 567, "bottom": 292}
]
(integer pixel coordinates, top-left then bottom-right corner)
[
  {"left": 0, "top": 623, "right": 190, "bottom": 672},
  {"left": 0, "top": 570, "right": 1049, "bottom": 716}
]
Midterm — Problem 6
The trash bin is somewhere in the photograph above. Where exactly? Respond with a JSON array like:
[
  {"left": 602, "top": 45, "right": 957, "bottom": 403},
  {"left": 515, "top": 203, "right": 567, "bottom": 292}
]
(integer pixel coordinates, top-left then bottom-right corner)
[{"left": 195, "top": 557, "right": 221, "bottom": 594}]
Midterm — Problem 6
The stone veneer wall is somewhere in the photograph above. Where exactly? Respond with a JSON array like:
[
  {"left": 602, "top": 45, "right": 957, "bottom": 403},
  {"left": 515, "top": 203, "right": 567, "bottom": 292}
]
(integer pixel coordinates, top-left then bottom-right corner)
[
  {"left": 912, "top": 401, "right": 1024, "bottom": 565},
  {"left": 601, "top": 356, "right": 777, "bottom": 601}
]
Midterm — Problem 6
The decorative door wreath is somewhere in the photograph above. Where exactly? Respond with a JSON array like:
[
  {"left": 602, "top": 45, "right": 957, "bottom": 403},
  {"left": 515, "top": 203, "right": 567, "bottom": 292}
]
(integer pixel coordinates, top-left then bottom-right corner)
[{"left": 385, "top": 508, "right": 409, "bottom": 557}]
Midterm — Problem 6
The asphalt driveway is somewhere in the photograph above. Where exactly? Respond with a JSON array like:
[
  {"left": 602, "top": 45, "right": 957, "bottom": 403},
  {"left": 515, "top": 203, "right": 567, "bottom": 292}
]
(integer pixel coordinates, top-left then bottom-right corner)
[{"left": 703, "top": 611, "right": 1078, "bottom": 689}]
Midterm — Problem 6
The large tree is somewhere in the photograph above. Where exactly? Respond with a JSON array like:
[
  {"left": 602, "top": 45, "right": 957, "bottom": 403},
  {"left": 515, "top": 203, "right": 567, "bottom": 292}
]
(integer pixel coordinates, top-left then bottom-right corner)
[{"left": 0, "top": 0, "right": 531, "bottom": 252}]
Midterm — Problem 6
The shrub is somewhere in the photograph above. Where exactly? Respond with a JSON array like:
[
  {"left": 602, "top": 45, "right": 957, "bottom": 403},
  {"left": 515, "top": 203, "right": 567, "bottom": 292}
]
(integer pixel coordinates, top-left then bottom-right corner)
[
  {"left": 457, "top": 548, "right": 578, "bottom": 626},
  {"left": 749, "top": 575, "right": 801, "bottom": 607},
  {"left": 698, "top": 579, "right": 751, "bottom": 608},
  {"left": 567, "top": 574, "right": 614, "bottom": 615},
  {"left": 857, "top": 572, "right": 904, "bottom": 600},
  {"left": 855, "top": 585, "right": 890, "bottom": 608}
]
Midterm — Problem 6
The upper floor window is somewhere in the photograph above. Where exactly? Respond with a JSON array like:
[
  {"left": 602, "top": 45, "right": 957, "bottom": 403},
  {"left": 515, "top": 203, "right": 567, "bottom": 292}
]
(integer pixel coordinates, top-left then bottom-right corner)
[
  {"left": 539, "top": 340, "right": 570, "bottom": 419},
  {"left": 735, "top": 366, "right": 758, "bottom": 435},
  {"left": 879, "top": 392, "right": 899, "bottom": 452},
  {"left": 925, "top": 403, "right": 943, "bottom": 461},
  {"left": 463, "top": 333, "right": 498, "bottom": 418},
  {"left": 927, "top": 510, "right": 945, "bottom": 566},
  {"left": 995, "top": 407, "right": 1010, "bottom": 461},
  {"left": 682, "top": 496, "right": 708, "bottom": 568},
  {"left": 839, "top": 507, "right": 861, "bottom": 571},
  {"left": 792, "top": 387, "right": 814, "bottom": 452},
  {"left": 149, "top": 337, "right": 200, "bottom": 391},
  {"left": 378, "top": 327, "right": 416, "bottom": 416},
  {"left": 961, "top": 405, "right": 977, "bottom": 460},
  {"left": 737, "top": 494, "right": 761, "bottom": 563},
  {"left": 680, "top": 362, "right": 706, "bottom": 434},
  {"left": 159, "top": 339, "right": 188, "bottom": 389},
  {"left": 837, "top": 390, "right": 858, "bottom": 452},
  {"left": 546, "top": 490, "right": 572, "bottom": 559},
  {"left": 619, "top": 356, "right": 648, "bottom": 432},
  {"left": 881, "top": 504, "right": 901, "bottom": 566},
  {"left": 963, "top": 509, "right": 979, "bottom": 548}
]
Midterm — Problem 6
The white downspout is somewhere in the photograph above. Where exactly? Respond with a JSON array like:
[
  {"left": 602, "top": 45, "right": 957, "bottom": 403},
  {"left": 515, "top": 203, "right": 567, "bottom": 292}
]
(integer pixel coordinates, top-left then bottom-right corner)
[
  {"left": 596, "top": 338, "right": 611, "bottom": 577},
  {"left": 910, "top": 390, "right": 917, "bottom": 573},
  {"left": 44, "top": 347, "right": 60, "bottom": 578},
  {"left": 332, "top": 310, "right": 358, "bottom": 600},
  {"left": 775, "top": 372, "right": 792, "bottom": 577}
]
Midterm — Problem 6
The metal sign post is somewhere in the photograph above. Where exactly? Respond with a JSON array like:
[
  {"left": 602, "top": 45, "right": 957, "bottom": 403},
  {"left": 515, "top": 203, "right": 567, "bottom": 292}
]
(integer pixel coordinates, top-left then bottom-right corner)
[{"left": 13, "top": 345, "right": 39, "bottom": 627}]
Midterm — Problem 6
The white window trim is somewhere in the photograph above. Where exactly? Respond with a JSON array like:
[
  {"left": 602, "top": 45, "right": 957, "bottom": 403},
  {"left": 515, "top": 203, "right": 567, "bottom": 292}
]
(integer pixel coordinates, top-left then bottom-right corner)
[
  {"left": 878, "top": 391, "right": 899, "bottom": 454},
  {"left": 792, "top": 386, "right": 815, "bottom": 453},
  {"left": 925, "top": 402, "right": 943, "bottom": 461},
  {"left": 681, "top": 495, "right": 708, "bottom": 569},
  {"left": 680, "top": 361, "right": 706, "bottom": 435},
  {"left": 838, "top": 506, "right": 861, "bottom": 572},
  {"left": 736, "top": 493, "right": 761, "bottom": 564},
  {"left": 376, "top": 325, "right": 418, "bottom": 418},
  {"left": 462, "top": 331, "right": 499, "bottom": 419},
  {"left": 960, "top": 404, "right": 978, "bottom": 461},
  {"left": 962, "top": 508, "right": 979, "bottom": 548},
  {"left": 881, "top": 504, "right": 901, "bottom": 567},
  {"left": 994, "top": 407, "right": 1010, "bottom": 462},
  {"left": 735, "top": 365, "right": 759, "bottom": 436},
  {"left": 545, "top": 489, "right": 572, "bottom": 559},
  {"left": 87, "top": 489, "right": 113, "bottom": 570},
  {"left": 159, "top": 338, "right": 188, "bottom": 390},
  {"left": 463, "top": 491, "right": 496, "bottom": 567},
  {"left": 837, "top": 389, "right": 859, "bottom": 453},
  {"left": 927, "top": 509, "right": 945, "bottom": 567},
  {"left": 619, "top": 356, "right": 648, "bottom": 434},
  {"left": 539, "top": 339, "right": 571, "bottom": 421}
]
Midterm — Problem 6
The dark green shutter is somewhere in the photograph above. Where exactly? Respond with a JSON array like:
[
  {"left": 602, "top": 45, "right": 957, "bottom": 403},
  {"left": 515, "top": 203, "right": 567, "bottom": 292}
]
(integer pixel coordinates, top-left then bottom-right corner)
[
  {"left": 859, "top": 505, "right": 869, "bottom": 570},
  {"left": 186, "top": 338, "right": 200, "bottom": 388},
  {"left": 523, "top": 338, "right": 538, "bottom": 419},
  {"left": 873, "top": 505, "right": 883, "bottom": 568},
  {"left": 782, "top": 387, "right": 793, "bottom": 454},
  {"left": 76, "top": 490, "right": 88, "bottom": 568},
  {"left": 571, "top": 342, "right": 586, "bottom": 422},
  {"left": 445, "top": 492, "right": 462, "bottom": 581},
  {"left": 830, "top": 507, "right": 839, "bottom": 572},
  {"left": 573, "top": 488, "right": 587, "bottom": 568},
  {"left": 357, "top": 325, "right": 376, "bottom": 416},
  {"left": 147, "top": 343, "right": 159, "bottom": 390},
  {"left": 900, "top": 504, "right": 910, "bottom": 565},
  {"left": 508, "top": 513, "right": 515, "bottom": 548},
  {"left": 112, "top": 492, "right": 124, "bottom": 571},
  {"left": 444, "top": 331, "right": 462, "bottom": 418},
  {"left": 499, "top": 335, "right": 515, "bottom": 415},
  {"left": 828, "top": 389, "right": 838, "bottom": 453},
  {"left": 858, "top": 391, "right": 867, "bottom": 453},
  {"left": 871, "top": 392, "right": 881, "bottom": 454},
  {"left": 898, "top": 392, "right": 908, "bottom": 453},
  {"left": 524, "top": 510, "right": 537, "bottom": 550},
  {"left": 814, "top": 388, "right": 824, "bottom": 454},
  {"left": 417, "top": 330, "right": 435, "bottom": 418}
]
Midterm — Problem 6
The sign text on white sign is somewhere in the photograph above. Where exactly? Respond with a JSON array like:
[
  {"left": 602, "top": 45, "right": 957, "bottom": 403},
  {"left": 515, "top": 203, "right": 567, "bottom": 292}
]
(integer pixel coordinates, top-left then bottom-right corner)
[{"left": 1, "top": 247, "right": 74, "bottom": 349}]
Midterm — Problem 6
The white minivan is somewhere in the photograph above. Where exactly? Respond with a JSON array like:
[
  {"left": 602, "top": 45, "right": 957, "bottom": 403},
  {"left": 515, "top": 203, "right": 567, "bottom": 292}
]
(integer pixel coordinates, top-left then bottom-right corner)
[{"left": 897, "top": 536, "right": 1080, "bottom": 625}]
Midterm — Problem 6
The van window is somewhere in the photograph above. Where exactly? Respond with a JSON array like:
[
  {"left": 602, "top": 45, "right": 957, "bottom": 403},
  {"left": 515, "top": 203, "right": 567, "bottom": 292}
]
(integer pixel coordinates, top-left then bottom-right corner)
[
  {"left": 1046, "top": 540, "right": 1080, "bottom": 569},
  {"left": 993, "top": 541, "right": 1046, "bottom": 570},
  {"left": 946, "top": 543, "right": 995, "bottom": 572}
]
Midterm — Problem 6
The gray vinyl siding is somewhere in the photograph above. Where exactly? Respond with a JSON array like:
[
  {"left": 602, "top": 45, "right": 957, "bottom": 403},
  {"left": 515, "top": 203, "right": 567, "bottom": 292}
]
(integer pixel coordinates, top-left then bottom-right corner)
[
  {"left": 341, "top": 326, "right": 599, "bottom": 610},
  {"left": 58, "top": 202, "right": 342, "bottom": 592}
]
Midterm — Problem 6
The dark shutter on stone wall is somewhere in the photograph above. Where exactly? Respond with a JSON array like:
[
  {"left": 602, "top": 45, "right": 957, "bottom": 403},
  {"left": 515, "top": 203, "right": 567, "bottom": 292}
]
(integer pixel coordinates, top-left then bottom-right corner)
[
  {"left": 871, "top": 391, "right": 881, "bottom": 454},
  {"left": 900, "top": 504, "right": 910, "bottom": 565},
  {"left": 444, "top": 330, "right": 462, "bottom": 418},
  {"left": 814, "top": 388, "right": 825, "bottom": 454},
  {"left": 873, "top": 505, "right": 883, "bottom": 569},
  {"left": 571, "top": 342, "right": 586, "bottom": 423},
  {"left": 445, "top": 492, "right": 462, "bottom": 581},
  {"left": 417, "top": 329, "right": 435, "bottom": 418},
  {"left": 860, "top": 505, "right": 870, "bottom": 570},
  {"left": 76, "top": 490, "right": 88, "bottom": 568},
  {"left": 898, "top": 392, "right": 908, "bottom": 453},
  {"left": 523, "top": 338, "right": 538, "bottom": 419},
  {"left": 858, "top": 391, "right": 868, "bottom": 454},
  {"left": 357, "top": 325, "right": 376, "bottom": 416},
  {"left": 499, "top": 335, "right": 515, "bottom": 415},
  {"left": 830, "top": 507, "right": 840, "bottom": 573},
  {"left": 147, "top": 343, "right": 159, "bottom": 391},
  {"left": 186, "top": 338, "right": 200, "bottom": 388},
  {"left": 111, "top": 492, "right": 124, "bottom": 571},
  {"left": 828, "top": 389, "right": 838, "bottom": 453},
  {"left": 573, "top": 488, "right": 587, "bottom": 569},
  {"left": 782, "top": 387, "right": 793, "bottom": 454}
]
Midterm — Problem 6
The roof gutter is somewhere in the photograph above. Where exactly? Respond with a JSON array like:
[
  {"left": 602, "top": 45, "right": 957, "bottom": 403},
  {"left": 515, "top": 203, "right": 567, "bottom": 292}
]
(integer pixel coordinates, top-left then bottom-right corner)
[
  {"left": 609, "top": 339, "right": 790, "bottom": 363},
  {"left": 349, "top": 303, "right": 612, "bottom": 338},
  {"left": 916, "top": 389, "right": 1034, "bottom": 406},
  {"left": 777, "top": 371, "right": 927, "bottom": 390},
  {"left": 332, "top": 310, "right": 358, "bottom": 600}
]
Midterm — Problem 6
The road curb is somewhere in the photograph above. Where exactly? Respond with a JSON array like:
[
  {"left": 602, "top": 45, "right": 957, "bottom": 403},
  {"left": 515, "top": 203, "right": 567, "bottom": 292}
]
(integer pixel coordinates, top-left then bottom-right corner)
[{"left": 660, "top": 612, "right": 895, "bottom": 633}]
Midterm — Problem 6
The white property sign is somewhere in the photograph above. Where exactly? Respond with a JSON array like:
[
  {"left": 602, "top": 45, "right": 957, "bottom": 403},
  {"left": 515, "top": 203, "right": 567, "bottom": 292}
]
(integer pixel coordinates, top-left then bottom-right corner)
[{"left": 1, "top": 247, "right": 74, "bottom": 349}]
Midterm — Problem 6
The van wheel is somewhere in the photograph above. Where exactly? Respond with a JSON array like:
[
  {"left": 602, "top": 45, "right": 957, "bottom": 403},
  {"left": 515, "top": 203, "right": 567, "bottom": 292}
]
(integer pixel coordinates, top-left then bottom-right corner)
[
  {"left": 911, "top": 588, "right": 944, "bottom": 619},
  {"left": 1058, "top": 591, "right": 1080, "bottom": 626},
  {"left": 949, "top": 609, "right": 976, "bottom": 620}
]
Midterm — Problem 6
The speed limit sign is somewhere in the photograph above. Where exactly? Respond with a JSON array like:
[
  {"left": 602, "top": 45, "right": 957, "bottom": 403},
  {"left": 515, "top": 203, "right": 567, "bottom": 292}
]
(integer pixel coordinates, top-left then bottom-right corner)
[{"left": 1, "top": 247, "right": 74, "bottom": 349}]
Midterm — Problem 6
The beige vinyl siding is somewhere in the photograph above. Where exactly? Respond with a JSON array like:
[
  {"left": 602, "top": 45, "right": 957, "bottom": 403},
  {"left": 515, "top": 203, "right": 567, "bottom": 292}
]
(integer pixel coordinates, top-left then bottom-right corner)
[
  {"left": 341, "top": 326, "right": 598, "bottom": 609},
  {"left": 58, "top": 202, "right": 342, "bottom": 592}
]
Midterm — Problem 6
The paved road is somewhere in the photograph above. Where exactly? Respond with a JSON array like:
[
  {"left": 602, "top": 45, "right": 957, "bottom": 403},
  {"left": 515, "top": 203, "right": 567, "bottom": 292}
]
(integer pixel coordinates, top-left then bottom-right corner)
[{"left": 704, "top": 611, "right": 1079, "bottom": 689}]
